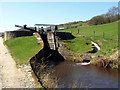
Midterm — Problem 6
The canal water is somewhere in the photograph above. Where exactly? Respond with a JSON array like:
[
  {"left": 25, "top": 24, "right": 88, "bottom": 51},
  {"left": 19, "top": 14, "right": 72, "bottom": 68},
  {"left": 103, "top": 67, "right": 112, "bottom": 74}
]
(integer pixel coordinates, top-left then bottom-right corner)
[{"left": 52, "top": 61, "right": 119, "bottom": 88}]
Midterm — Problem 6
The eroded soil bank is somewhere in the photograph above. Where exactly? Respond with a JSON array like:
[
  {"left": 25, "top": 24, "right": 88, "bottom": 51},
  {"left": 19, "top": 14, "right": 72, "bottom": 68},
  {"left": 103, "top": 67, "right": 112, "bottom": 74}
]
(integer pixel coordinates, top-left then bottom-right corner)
[{"left": 73, "top": 51, "right": 119, "bottom": 69}]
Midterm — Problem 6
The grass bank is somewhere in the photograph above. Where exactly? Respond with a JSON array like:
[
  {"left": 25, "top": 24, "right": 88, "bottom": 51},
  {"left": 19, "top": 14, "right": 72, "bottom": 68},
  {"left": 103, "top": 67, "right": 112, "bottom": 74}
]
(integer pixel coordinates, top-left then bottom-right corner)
[
  {"left": 4, "top": 36, "right": 41, "bottom": 65},
  {"left": 58, "top": 22, "right": 118, "bottom": 56}
]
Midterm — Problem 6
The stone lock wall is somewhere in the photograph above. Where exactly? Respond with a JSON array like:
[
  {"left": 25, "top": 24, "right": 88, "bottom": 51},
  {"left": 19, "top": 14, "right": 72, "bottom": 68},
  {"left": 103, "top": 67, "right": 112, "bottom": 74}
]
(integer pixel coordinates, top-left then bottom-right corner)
[{"left": 47, "top": 32, "right": 56, "bottom": 50}]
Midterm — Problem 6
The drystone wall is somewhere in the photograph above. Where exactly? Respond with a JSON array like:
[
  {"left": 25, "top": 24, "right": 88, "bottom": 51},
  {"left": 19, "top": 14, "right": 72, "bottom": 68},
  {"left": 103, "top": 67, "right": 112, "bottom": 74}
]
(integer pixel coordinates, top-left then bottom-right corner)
[{"left": 4, "top": 31, "right": 34, "bottom": 41}]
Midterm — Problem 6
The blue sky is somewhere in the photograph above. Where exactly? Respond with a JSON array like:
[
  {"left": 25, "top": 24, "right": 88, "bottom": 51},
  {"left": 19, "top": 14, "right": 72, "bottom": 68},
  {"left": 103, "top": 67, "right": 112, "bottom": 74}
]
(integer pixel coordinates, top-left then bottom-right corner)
[{"left": 0, "top": 2, "right": 118, "bottom": 32}]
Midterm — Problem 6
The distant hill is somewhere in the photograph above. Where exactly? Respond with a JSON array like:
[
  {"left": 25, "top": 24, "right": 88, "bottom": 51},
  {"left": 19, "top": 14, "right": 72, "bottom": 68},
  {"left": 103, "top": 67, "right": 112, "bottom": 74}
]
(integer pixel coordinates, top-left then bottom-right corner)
[{"left": 58, "top": 20, "right": 89, "bottom": 29}]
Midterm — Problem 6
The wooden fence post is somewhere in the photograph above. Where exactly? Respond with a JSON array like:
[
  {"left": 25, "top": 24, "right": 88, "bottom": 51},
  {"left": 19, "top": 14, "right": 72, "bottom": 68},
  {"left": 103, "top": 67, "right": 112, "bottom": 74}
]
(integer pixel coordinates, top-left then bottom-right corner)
[
  {"left": 94, "top": 31, "right": 95, "bottom": 37},
  {"left": 103, "top": 32, "right": 104, "bottom": 38},
  {"left": 77, "top": 29, "right": 79, "bottom": 34}
]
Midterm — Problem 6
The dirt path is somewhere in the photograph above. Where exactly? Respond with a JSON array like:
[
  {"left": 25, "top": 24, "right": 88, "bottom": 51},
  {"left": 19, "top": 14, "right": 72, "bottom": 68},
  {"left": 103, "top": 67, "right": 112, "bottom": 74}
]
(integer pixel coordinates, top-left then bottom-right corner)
[
  {"left": 0, "top": 65, "right": 2, "bottom": 89},
  {"left": 0, "top": 37, "right": 35, "bottom": 88}
]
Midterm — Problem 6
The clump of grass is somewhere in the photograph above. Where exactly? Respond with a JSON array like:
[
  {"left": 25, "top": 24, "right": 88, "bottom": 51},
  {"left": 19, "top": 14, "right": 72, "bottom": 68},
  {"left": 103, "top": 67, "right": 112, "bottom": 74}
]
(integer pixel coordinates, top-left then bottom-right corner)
[
  {"left": 112, "top": 60, "right": 119, "bottom": 69},
  {"left": 4, "top": 36, "right": 41, "bottom": 65}
]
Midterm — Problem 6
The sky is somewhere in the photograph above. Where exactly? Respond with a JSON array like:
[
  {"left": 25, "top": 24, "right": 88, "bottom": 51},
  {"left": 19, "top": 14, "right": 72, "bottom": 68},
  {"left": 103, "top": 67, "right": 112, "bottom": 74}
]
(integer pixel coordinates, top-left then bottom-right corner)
[{"left": 0, "top": 1, "right": 119, "bottom": 32}]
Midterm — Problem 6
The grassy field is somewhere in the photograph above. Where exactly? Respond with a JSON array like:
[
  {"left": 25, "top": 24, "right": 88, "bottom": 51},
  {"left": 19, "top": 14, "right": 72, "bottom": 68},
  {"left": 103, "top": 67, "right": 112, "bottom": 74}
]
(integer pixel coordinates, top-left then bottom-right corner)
[
  {"left": 57, "top": 21, "right": 118, "bottom": 56},
  {"left": 4, "top": 36, "right": 42, "bottom": 65}
]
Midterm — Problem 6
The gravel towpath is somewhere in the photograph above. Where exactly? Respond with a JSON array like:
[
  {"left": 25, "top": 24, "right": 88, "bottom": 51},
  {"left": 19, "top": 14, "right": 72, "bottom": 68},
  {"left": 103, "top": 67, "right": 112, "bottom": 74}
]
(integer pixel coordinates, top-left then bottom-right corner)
[
  {"left": 0, "top": 37, "right": 36, "bottom": 88},
  {"left": 0, "top": 65, "right": 2, "bottom": 89}
]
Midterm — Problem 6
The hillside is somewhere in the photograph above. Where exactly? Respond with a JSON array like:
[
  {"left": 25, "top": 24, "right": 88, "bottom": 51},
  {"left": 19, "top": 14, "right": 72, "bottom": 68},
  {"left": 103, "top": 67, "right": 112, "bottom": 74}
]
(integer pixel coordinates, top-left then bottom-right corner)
[
  {"left": 58, "top": 21, "right": 88, "bottom": 29},
  {"left": 57, "top": 21, "right": 118, "bottom": 56}
]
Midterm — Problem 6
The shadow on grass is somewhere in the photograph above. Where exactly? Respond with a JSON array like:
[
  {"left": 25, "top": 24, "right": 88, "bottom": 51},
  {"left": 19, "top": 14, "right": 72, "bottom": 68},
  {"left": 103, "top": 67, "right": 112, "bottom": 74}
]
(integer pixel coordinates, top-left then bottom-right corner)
[{"left": 55, "top": 32, "right": 76, "bottom": 40}]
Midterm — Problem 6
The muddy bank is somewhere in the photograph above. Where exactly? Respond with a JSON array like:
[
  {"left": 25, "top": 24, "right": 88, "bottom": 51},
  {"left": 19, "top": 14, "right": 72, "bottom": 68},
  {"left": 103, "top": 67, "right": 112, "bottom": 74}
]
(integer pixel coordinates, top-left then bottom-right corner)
[
  {"left": 72, "top": 52, "right": 119, "bottom": 69},
  {"left": 90, "top": 54, "right": 119, "bottom": 69}
]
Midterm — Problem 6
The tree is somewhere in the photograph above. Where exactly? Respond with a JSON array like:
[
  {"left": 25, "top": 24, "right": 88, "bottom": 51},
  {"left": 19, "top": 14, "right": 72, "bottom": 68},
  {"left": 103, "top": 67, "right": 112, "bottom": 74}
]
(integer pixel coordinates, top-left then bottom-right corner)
[
  {"left": 105, "top": 7, "right": 118, "bottom": 22},
  {"left": 88, "top": 6, "right": 119, "bottom": 25},
  {"left": 108, "top": 7, "right": 118, "bottom": 16},
  {"left": 88, "top": 15, "right": 105, "bottom": 25}
]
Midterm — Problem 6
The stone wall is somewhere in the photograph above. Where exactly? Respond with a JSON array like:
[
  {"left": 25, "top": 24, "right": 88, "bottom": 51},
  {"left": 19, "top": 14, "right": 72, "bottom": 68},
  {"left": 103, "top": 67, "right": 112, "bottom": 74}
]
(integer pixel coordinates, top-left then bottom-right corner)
[
  {"left": 47, "top": 32, "right": 75, "bottom": 50},
  {"left": 55, "top": 32, "right": 75, "bottom": 40},
  {"left": 4, "top": 31, "right": 34, "bottom": 41},
  {"left": 47, "top": 32, "right": 56, "bottom": 50},
  {"left": 55, "top": 32, "right": 75, "bottom": 60}
]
